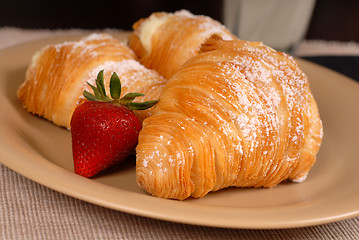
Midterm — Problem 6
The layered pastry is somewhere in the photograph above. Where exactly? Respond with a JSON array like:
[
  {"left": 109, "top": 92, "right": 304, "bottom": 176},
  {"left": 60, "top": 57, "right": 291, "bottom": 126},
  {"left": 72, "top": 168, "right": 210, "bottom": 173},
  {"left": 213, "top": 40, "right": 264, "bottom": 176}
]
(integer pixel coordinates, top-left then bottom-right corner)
[
  {"left": 17, "top": 11, "right": 323, "bottom": 201},
  {"left": 17, "top": 33, "right": 166, "bottom": 128},
  {"left": 128, "top": 10, "right": 236, "bottom": 79},
  {"left": 136, "top": 36, "right": 323, "bottom": 200}
]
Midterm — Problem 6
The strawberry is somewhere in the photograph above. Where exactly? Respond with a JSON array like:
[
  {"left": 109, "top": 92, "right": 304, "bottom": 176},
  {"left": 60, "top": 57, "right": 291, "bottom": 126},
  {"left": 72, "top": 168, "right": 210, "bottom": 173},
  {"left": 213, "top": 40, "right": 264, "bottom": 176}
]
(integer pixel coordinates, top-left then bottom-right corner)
[{"left": 71, "top": 70, "right": 158, "bottom": 177}]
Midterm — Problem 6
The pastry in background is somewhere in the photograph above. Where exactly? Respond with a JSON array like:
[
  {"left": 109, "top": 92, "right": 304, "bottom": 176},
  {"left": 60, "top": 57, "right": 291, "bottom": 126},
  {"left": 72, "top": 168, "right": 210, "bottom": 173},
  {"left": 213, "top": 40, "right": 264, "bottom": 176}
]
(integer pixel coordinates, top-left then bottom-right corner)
[
  {"left": 128, "top": 10, "right": 236, "bottom": 79},
  {"left": 17, "top": 33, "right": 166, "bottom": 129},
  {"left": 136, "top": 36, "right": 323, "bottom": 200}
]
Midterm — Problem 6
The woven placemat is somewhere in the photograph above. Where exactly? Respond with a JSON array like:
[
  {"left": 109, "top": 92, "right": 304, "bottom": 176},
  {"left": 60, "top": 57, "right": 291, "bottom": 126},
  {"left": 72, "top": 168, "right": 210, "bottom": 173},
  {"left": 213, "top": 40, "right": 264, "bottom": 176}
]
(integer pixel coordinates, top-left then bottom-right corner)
[{"left": 2, "top": 164, "right": 358, "bottom": 240}]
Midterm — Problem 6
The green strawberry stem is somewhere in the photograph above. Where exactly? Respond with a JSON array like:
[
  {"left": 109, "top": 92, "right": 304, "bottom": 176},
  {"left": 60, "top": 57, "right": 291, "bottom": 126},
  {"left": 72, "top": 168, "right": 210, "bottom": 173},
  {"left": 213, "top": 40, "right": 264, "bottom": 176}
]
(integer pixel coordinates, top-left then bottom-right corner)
[{"left": 83, "top": 70, "right": 159, "bottom": 110}]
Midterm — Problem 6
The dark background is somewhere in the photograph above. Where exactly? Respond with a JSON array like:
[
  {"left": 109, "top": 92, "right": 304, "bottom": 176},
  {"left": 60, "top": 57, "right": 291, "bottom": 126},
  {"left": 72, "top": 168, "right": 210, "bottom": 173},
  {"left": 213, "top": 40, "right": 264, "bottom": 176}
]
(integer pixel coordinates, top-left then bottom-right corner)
[{"left": 1, "top": 0, "right": 358, "bottom": 42}]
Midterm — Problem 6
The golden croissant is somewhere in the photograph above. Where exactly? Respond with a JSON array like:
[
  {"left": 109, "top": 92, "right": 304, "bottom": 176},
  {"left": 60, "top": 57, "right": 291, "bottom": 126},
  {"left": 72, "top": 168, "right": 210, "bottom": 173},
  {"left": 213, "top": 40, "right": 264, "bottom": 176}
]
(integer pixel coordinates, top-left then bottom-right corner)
[
  {"left": 136, "top": 36, "right": 323, "bottom": 200},
  {"left": 17, "top": 33, "right": 166, "bottom": 128},
  {"left": 128, "top": 10, "right": 236, "bottom": 79}
]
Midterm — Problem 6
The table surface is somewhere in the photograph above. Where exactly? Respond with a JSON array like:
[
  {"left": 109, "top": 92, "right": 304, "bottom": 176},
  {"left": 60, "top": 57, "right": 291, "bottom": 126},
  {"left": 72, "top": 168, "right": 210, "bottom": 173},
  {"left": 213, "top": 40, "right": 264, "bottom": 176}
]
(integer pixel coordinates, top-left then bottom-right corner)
[{"left": 1, "top": 27, "right": 358, "bottom": 240}]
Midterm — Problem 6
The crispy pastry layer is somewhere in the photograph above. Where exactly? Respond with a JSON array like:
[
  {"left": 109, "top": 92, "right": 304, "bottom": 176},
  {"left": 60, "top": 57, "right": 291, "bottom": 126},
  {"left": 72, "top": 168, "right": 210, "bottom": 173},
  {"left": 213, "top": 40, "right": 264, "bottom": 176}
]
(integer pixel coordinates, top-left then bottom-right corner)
[
  {"left": 136, "top": 36, "right": 323, "bottom": 200},
  {"left": 17, "top": 34, "right": 166, "bottom": 128},
  {"left": 128, "top": 10, "right": 236, "bottom": 79}
]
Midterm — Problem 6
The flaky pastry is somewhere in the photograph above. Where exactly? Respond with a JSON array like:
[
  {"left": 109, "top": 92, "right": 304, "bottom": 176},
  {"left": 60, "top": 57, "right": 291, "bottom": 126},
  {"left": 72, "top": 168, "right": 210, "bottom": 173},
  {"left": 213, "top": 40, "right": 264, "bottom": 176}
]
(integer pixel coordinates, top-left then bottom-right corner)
[
  {"left": 128, "top": 10, "right": 236, "bottom": 79},
  {"left": 17, "top": 33, "right": 166, "bottom": 128},
  {"left": 136, "top": 36, "right": 323, "bottom": 200}
]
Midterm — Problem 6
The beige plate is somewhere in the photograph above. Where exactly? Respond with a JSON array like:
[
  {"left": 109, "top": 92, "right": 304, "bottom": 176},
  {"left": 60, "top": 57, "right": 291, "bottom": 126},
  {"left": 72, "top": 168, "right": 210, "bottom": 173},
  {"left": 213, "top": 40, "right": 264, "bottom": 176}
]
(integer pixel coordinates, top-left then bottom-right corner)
[{"left": 1, "top": 34, "right": 359, "bottom": 229}]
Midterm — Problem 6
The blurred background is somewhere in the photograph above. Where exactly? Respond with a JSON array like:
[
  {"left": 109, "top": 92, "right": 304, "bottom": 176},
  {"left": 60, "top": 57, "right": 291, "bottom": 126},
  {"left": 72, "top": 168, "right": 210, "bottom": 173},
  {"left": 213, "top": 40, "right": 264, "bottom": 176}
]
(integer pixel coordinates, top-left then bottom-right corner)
[
  {"left": 1, "top": 0, "right": 358, "bottom": 80},
  {"left": 1, "top": 0, "right": 358, "bottom": 42}
]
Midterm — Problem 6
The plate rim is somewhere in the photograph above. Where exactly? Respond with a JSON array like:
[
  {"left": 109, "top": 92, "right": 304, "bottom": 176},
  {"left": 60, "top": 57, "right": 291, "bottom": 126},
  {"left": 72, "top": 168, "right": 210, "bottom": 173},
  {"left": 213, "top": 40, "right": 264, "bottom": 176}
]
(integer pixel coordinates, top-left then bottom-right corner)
[{"left": 1, "top": 35, "right": 359, "bottom": 229}]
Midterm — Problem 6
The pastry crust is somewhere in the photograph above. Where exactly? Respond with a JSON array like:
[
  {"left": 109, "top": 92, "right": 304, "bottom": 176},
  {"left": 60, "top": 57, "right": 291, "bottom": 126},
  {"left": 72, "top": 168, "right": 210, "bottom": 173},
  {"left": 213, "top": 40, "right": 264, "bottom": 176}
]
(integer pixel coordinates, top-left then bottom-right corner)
[
  {"left": 17, "top": 33, "right": 166, "bottom": 128},
  {"left": 128, "top": 10, "right": 236, "bottom": 79},
  {"left": 136, "top": 36, "right": 323, "bottom": 200}
]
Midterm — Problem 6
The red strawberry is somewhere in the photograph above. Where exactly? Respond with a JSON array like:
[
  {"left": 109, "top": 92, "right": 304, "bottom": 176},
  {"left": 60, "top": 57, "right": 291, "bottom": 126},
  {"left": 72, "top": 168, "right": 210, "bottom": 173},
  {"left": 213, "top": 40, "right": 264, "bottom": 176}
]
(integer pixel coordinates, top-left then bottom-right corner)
[{"left": 71, "top": 70, "right": 158, "bottom": 177}]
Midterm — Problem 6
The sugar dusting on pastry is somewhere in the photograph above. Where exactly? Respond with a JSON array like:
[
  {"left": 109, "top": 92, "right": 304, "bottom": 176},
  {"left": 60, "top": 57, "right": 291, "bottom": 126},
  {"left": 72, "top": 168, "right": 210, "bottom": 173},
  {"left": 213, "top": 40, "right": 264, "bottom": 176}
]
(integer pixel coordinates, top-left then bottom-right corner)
[
  {"left": 136, "top": 37, "right": 323, "bottom": 199},
  {"left": 80, "top": 59, "right": 166, "bottom": 123},
  {"left": 132, "top": 9, "right": 236, "bottom": 80},
  {"left": 18, "top": 33, "right": 164, "bottom": 129},
  {"left": 83, "top": 59, "right": 165, "bottom": 90},
  {"left": 290, "top": 173, "right": 308, "bottom": 183}
]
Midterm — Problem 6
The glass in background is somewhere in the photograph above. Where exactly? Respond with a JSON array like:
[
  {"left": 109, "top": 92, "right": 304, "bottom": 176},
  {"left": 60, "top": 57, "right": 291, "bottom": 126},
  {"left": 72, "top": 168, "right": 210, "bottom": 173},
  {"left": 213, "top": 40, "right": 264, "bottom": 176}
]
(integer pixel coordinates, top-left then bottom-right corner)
[{"left": 223, "top": 0, "right": 316, "bottom": 54}]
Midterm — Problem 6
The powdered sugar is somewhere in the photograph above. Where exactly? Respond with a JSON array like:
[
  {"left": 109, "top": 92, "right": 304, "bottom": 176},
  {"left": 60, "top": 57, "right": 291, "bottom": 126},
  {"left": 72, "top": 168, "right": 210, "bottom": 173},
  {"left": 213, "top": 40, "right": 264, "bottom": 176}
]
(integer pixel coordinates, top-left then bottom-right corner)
[
  {"left": 136, "top": 30, "right": 321, "bottom": 199},
  {"left": 173, "top": 9, "right": 196, "bottom": 18},
  {"left": 53, "top": 33, "right": 114, "bottom": 52},
  {"left": 79, "top": 59, "right": 164, "bottom": 101},
  {"left": 197, "top": 21, "right": 234, "bottom": 41}
]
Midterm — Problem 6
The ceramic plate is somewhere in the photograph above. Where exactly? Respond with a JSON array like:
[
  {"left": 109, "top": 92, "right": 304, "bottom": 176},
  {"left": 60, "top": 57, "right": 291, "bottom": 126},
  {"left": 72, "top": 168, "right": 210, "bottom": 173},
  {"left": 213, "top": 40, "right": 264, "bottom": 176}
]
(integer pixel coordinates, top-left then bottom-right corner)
[{"left": 1, "top": 34, "right": 359, "bottom": 229}]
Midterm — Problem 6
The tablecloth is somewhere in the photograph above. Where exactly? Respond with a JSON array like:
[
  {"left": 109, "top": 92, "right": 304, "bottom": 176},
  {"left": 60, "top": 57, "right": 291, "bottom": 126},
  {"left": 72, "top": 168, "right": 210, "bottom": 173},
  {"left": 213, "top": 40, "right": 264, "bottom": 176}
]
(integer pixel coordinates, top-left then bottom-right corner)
[{"left": 1, "top": 27, "right": 358, "bottom": 240}]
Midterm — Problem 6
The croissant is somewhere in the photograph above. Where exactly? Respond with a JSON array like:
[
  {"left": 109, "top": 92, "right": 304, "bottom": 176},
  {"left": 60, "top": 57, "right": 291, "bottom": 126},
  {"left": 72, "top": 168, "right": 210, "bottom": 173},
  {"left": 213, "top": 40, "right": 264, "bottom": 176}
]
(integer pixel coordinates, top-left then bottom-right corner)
[
  {"left": 17, "top": 33, "right": 166, "bottom": 128},
  {"left": 136, "top": 36, "right": 323, "bottom": 200},
  {"left": 128, "top": 10, "right": 236, "bottom": 79}
]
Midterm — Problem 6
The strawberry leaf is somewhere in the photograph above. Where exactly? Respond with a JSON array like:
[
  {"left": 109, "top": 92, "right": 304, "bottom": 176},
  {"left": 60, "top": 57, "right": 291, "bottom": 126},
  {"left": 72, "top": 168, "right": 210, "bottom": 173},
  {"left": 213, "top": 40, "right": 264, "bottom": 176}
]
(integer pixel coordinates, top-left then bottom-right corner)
[
  {"left": 83, "top": 90, "right": 97, "bottom": 101},
  {"left": 83, "top": 70, "right": 159, "bottom": 110},
  {"left": 96, "top": 70, "right": 107, "bottom": 98},
  {"left": 87, "top": 82, "right": 101, "bottom": 99},
  {"left": 128, "top": 100, "right": 159, "bottom": 110},
  {"left": 109, "top": 72, "right": 121, "bottom": 100},
  {"left": 121, "top": 93, "right": 145, "bottom": 103}
]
